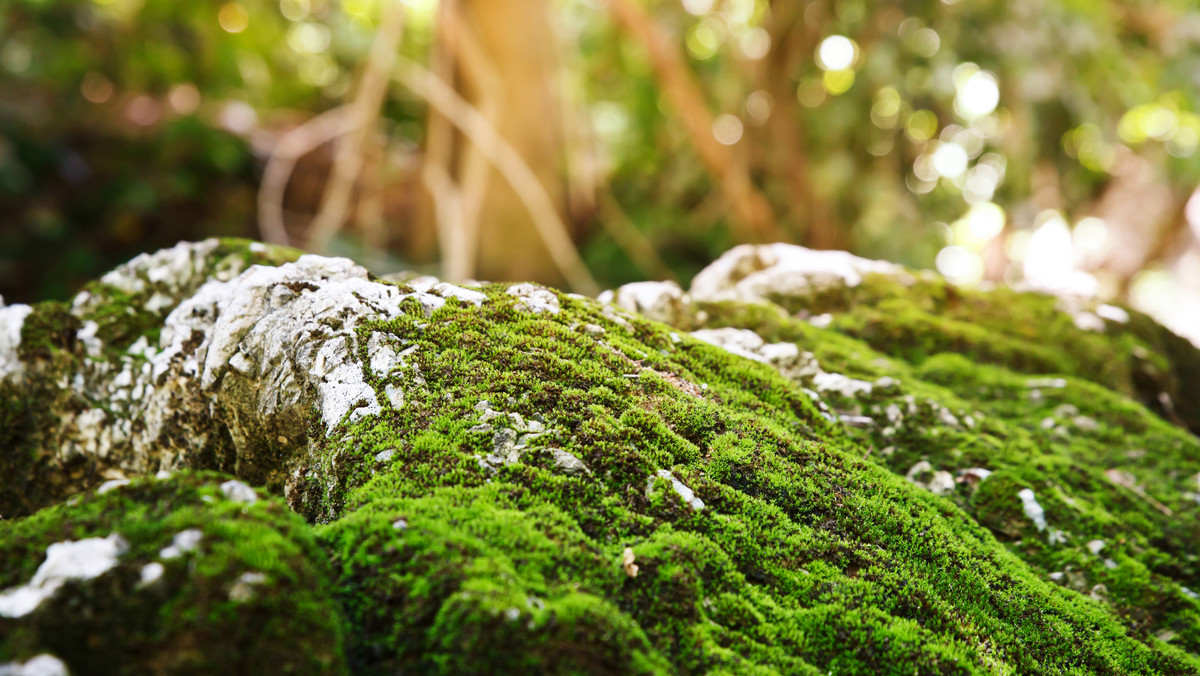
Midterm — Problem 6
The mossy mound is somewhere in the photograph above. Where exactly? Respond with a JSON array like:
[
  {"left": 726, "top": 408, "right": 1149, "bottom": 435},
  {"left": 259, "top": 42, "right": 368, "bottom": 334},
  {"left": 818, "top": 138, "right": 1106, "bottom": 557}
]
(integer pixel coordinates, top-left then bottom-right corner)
[
  {"left": 0, "top": 471, "right": 346, "bottom": 674},
  {"left": 1, "top": 240, "right": 1197, "bottom": 674}
]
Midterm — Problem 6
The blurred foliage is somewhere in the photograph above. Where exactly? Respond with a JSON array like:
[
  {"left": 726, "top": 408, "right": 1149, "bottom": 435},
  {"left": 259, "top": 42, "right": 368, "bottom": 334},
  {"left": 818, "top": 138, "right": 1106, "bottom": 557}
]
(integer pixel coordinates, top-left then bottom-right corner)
[{"left": 1, "top": 0, "right": 1199, "bottom": 310}]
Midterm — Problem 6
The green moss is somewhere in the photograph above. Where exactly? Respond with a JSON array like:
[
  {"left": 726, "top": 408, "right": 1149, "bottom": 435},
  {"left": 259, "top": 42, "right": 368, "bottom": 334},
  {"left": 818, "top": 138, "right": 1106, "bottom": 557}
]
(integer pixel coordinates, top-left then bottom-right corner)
[
  {"left": 6, "top": 247, "right": 1200, "bottom": 672},
  {"left": 296, "top": 284, "right": 1199, "bottom": 673},
  {"left": 0, "top": 471, "right": 347, "bottom": 674}
]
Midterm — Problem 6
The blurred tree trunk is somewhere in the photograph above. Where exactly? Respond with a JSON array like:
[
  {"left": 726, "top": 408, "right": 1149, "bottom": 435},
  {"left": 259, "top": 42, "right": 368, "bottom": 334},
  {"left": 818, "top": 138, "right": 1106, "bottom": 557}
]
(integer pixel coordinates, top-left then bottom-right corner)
[{"left": 422, "top": 0, "right": 572, "bottom": 285}]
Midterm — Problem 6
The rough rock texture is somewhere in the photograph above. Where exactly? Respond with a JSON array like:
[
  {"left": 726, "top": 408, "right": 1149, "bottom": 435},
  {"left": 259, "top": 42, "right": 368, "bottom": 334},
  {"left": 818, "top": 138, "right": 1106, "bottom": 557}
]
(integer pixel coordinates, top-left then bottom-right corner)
[{"left": 2, "top": 239, "right": 1199, "bottom": 674}]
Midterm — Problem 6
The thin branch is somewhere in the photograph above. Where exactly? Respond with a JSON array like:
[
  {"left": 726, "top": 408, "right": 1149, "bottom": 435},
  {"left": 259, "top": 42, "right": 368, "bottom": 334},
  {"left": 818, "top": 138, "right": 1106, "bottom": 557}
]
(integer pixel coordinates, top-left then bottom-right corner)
[
  {"left": 307, "top": 0, "right": 406, "bottom": 252},
  {"left": 606, "top": 0, "right": 777, "bottom": 242},
  {"left": 257, "top": 106, "right": 353, "bottom": 246},
  {"left": 421, "top": 0, "right": 504, "bottom": 283},
  {"left": 395, "top": 57, "right": 600, "bottom": 295}
]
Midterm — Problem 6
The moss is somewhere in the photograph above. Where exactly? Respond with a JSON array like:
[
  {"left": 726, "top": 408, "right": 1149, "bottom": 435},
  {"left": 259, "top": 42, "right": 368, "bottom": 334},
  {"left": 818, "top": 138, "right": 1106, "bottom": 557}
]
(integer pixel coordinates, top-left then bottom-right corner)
[
  {"left": 0, "top": 471, "right": 347, "bottom": 674},
  {"left": 5, "top": 245, "right": 1200, "bottom": 672},
  {"left": 17, "top": 301, "right": 82, "bottom": 362},
  {"left": 297, "top": 284, "right": 1198, "bottom": 673}
]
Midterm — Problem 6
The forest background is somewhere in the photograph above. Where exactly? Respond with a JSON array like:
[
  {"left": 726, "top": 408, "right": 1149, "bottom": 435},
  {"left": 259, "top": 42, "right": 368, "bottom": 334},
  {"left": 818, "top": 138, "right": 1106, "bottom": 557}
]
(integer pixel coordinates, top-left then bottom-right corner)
[{"left": 1, "top": 0, "right": 1198, "bottom": 343}]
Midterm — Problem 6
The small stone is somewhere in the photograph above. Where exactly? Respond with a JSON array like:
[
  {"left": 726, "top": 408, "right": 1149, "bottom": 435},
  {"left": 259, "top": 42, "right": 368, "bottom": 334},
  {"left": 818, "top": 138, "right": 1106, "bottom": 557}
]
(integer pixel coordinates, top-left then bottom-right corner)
[
  {"left": 385, "top": 384, "right": 404, "bottom": 409},
  {"left": 959, "top": 468, "right": 992, "bottom": 484},
  {"left": 905, "top": 461, "right": 933, "bottom": 487},
  {"left": 928, "top": 471, "right": 956, "bottom": 496},
  {"left": 1086, "top": 539, "right": 1105, "bottom": 555},
  {"left": 229, "top": 572, "right": 267, "bottom": 602},
  {"left": 219, "top": 480, "right": 258, "bottom": 505},
  {"left": 1072, "top": 415, "right": 1099, "bottom": 432},
  {"left": 0, "top": 654, "right": 69, "bottom": 676},
  {"left": 1048, "top": 572, "right": 1064, "bottom": 582},
  {"left": 1052, "top": 404, "right": 1079, "bottom": 418},
  {"left": 1017, "top": 489, "right": 1047, "bottom": 532},
  {"left": 139, "top": 562, "right": 164, "bottom": 587},
  {"left": 97, "top": 479, "right": 130, "bottom": 494},
  {"left": 475, "top": 400, "right": 490, "bottom": 412},
  {"left": 648, "top": 469, "right": 704, "bottom": 510},
  {"left": 160, "top": 529, "right": 203, "bottom": 559},
  {"left": 1103, "top": 558, "right": 1118, "bottom": 570},
  {"left": 467, "top": 424, "right": 493, "bottom": 433},
  {"left": 839, "top": 414, "right": 874, "bottom": 427},
  {"left": 622, "top": 547, "right": 639, "bottom": 578},
  {"left": 392, "top": 518, "right": 408, "bottom": 530},
  {"left": 492, "top": 428, "right": 517, "bottom": 455},
  {"left": 155, "top": 470, "right": 172, "bottom": 480},
  {"left": 548, "top": 448, "right": 591, "bottom": 476},
  {"left": 1095, "top": 304, "right": 1129, "bottom": 324},
  {"left": 375, "top": 449, "right": 396, "bottom": 464},
  {"left": 506, "top": 283, "right": 560, "bottom": 314}
]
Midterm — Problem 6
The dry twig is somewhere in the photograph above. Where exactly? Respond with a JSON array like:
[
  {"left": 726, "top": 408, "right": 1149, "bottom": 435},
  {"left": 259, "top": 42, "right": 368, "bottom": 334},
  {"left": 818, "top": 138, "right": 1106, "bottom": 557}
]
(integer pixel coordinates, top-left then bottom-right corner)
[
  {"left": 396, "top": 57, "right": 600, "bottom": 295},
  {"left": 307, "top": 0, "right": 406, "bottom": 252}
]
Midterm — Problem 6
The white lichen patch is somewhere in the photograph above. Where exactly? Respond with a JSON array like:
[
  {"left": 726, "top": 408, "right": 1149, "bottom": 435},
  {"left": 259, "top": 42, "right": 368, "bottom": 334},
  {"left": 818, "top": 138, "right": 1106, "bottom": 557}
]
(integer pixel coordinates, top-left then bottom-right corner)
[
  {"left": 506, "top": 283, "right": 560, "bottom": 315},
  {"left": 689, "top": 243, "right": 906, "bottom": 304},
  {"left": 0, "top": 533, "right": 128, "bottom": 618},
  {"left": 0, "top": 303, "right": 33, "bottom": 383},
  {"left": 648, "top": 469, "right": 705, "bottom": 511},
  {"left": 1017, "top": 488, "right": 1048, "bottom": 532}
]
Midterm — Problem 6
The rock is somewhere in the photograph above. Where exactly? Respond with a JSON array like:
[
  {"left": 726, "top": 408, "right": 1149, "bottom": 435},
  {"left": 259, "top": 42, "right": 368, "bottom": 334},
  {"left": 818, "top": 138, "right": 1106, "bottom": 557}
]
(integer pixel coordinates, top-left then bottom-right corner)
[
  {"left": 928, "top": 471, "right": 957, "bottom": 496},
  {"left": 3, "top": 240, "right": 1200, "bottom": 674},
  {"left": 506, "top": 283, "right": 559, "bottom": 314},
  {"left": 602, "top": 281, "right": 688, "bottom": 325},
  {"left": 547, "top": 448, "right": 590, "bottom": 476},
  {"left": 689, "top": 243, "right": 906, "bottom": 305},
  {"left": 647, "top": 469, "right": 704, "bottom": 511}
]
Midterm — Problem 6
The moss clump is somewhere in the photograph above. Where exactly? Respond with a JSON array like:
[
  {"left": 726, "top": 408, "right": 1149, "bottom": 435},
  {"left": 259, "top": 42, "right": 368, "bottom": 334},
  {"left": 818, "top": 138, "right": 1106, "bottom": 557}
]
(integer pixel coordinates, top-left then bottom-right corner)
[{"left": 0, "top": 471, "right": 347, "bottom": 674}]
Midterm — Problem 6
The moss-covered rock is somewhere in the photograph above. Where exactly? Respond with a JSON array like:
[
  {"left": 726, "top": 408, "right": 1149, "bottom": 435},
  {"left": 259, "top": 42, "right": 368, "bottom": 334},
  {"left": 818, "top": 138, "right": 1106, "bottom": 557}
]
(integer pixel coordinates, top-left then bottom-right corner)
[
  {"left": 0, "top": 471, "right": 346, "bottom": 674},
  {"left": 1, "top": 240, "right": 1198, "bottom": 673}
]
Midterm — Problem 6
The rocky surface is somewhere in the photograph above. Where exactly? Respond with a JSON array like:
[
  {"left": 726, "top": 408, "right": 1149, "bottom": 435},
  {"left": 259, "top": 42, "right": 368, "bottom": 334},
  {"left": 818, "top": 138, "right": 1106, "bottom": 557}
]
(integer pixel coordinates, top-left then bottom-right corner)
[{"left": 2, "top": 239, "right": 1198, "bottom": 674}]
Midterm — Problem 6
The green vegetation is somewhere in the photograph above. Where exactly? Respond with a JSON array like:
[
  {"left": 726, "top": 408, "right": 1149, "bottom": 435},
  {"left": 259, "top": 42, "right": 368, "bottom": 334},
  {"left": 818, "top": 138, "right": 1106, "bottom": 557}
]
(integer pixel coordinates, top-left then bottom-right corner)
[
  {"left": 4, "top": 240, "right": 1196, "bottom": 673},
  {"left": 0, "top": 472, "right": 347, "bottom": 674}
]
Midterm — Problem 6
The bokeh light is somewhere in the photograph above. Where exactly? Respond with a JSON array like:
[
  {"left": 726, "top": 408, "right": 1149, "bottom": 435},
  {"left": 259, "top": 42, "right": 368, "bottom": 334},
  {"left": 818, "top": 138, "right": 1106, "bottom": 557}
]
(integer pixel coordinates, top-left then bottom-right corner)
[
  {"left": 955, "top": 70, "right": 999, "bottom": 118},
  {"left": 218, "top": 3, "right": 250, "bottom": 34},
  {"left": 817, "top": 36, "right": 856, "bottom": 71},
  {"left": 712, "top": 114, "right": 744, "bottom": 145},
  {"left": 936, "top": 245, "right": 984, "bottom": 284},
  {"left": 931, "top": 142, "right": 968, "bottom": 178}
]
